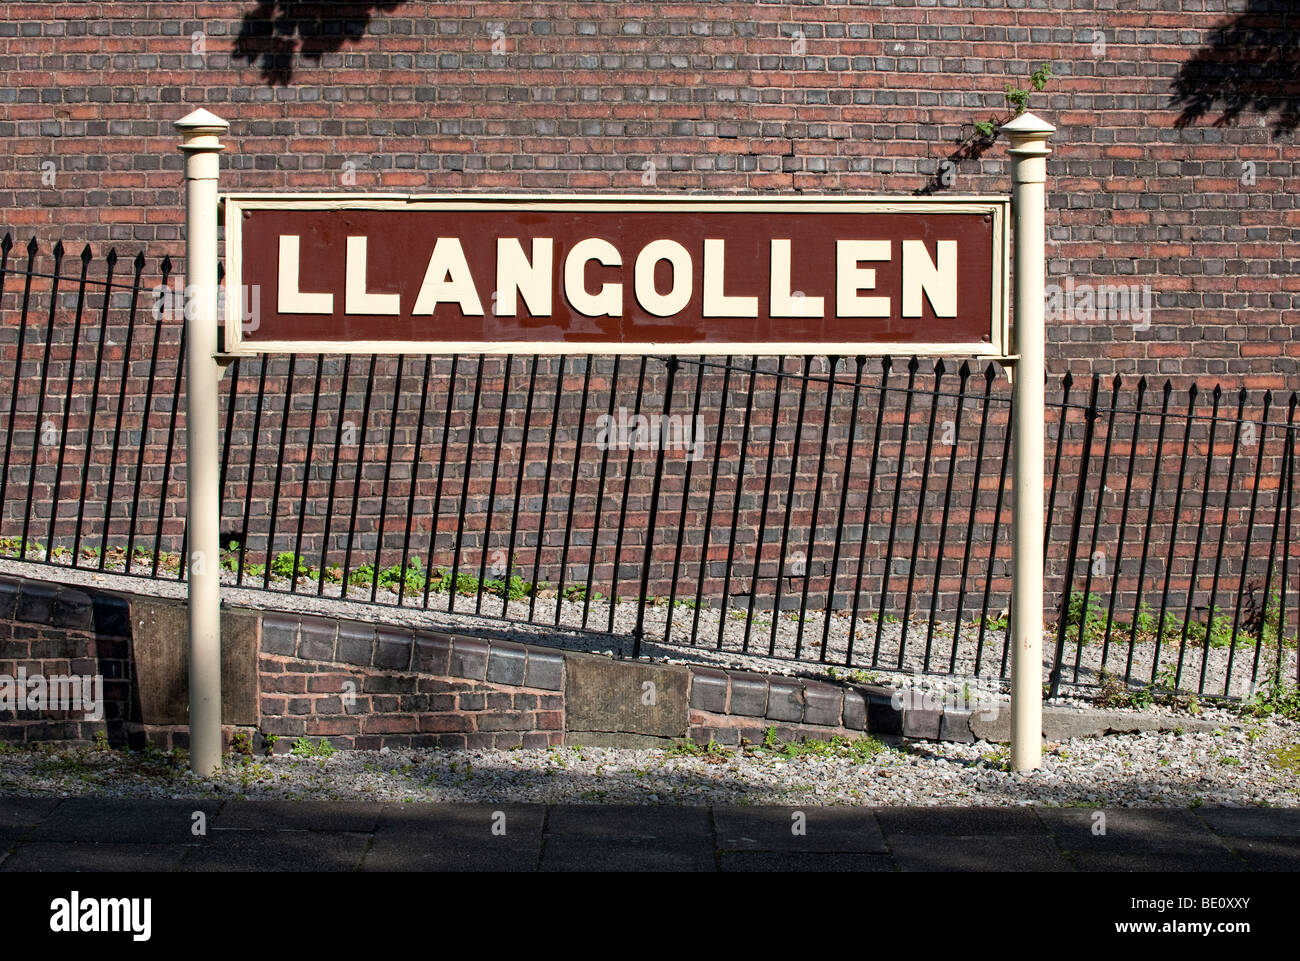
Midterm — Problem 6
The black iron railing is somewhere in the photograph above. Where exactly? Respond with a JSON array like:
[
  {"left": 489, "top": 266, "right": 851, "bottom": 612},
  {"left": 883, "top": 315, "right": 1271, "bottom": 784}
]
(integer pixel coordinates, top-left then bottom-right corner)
[{"left": 1, "top": 235, "right": 1296, "bottom": 699}]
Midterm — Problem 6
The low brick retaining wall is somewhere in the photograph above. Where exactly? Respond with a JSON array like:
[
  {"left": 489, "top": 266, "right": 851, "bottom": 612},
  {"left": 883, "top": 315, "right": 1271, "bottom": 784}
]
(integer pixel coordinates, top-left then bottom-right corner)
[
  {"left": 0, "top": 578, "right": 134, "bottom": 743},
  {"left": 258, "top": 613, "right": 564, "bottom": 751},
  {"left": 0, "top": 574, "right": 574, "bottom": 751},
  {"left": 685, "top": 666, "right": 974, "bottom": 747},
  {"left": 2, "top": 571, "right": 1207, "bottom": 754}
]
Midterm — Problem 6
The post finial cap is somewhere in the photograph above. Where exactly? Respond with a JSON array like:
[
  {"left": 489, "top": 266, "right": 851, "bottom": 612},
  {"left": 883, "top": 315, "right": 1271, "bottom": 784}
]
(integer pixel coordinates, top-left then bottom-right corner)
[
  {"left": 1003, "top": 112, "right": 1054, "bottom": 163},
  {"left": 1002, "top": 111, "right": 1055, "bottom": 141},
  {"left": 174, "top": 108, "right": 229, "bottom": 134},
  {"left": 175, "top": 110, "right": 228, "bottom": 155}
]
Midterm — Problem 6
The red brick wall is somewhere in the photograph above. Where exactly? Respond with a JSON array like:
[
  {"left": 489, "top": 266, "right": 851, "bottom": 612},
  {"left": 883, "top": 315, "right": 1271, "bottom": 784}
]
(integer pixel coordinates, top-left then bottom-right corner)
[
  {"left": 258, "top": 652, "right": 566, "bottom": 751},
  {"left": 257, "top": 612, "right": 567, "bottom": 750},
  {"left": 0, "top": 577, "right": 133, "bottom": 744},
  {"left": 1, "top": 2, "right": 1297, "bottom": 630},
  {"left": 0, "top": 1, "right": 1296, "bottom": 380},
  {"left": 258, "top": 662, "right": 565, "bottom": 751},
  {"left": 0, "top": 573, "right": 569, "bottom": 750}
]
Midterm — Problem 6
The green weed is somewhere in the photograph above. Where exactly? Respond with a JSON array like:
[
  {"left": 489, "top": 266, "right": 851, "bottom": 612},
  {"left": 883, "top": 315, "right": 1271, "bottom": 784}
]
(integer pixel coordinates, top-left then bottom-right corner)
[
  {"left": 291, "top": 737, "right": 336, "bottom": 759},
  {"left": 1241, "top": 672, "right": 1300, "bottom": 721}
]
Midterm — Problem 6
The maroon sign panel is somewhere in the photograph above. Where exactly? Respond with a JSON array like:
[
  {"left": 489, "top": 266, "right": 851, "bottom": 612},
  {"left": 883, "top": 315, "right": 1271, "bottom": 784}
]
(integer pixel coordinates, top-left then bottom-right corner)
[{"left": 223, "top": 196, "right": 1007, "bottom": 356}]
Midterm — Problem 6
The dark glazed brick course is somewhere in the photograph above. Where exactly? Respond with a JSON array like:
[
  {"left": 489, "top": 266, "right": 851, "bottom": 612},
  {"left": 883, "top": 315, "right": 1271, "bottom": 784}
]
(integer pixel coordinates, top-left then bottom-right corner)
[
  {"left": 765, "top": 678, "right": 804, "bottom": 723},
  {"left": 802, "top": 681, "right": 843, "bottom": 726},
  {"left": 51, "top": 589, "right": 94, "bottom": 631},
  {"left": 449, "top": 637, "right": 490, "bottom": 681},
  {"left": 374, "top": 627, "right": 413, "bottom": 671},
  {"left": 842, "top": 690, "right": 866, "bottom": 731},
  {"left": 261, "top": 613, "right": 300, "bottom": 656},
  {"left": 866, "top": 690, "right": 904, "bottom": 737},
  {"left": 3, "top": 579, "right": 126, "bottom": 638},
  {"left": 0, "top": 581, "right": 18, "bottom": 621},
  {"left": 297, "top": 616, "right": 338, "bottom": 662},
  {"left": 689, "top": 668, "right": 728, "bottom": 713},
  {"left": 940, "top": 710, "right": 976, "bottom": 744},
  {"left": 522, "top": 649, "right": 565, "bottom": 692},
  {"left": 687, "top": 666, "right": 983, "bottom": 743},
  {"left": 486, "top": 641, "right": 528, "bottom": 686},
  {"left": 15, "top": 583, "right": 57, "bottom": 627},
  {"left": 90, "top": 595, "right": 132, "bottom": 638},
  {"left": 728, "top": 673, "right": 769, "bottom": 717},
  {"left": 336, "top": 623, "right": 376, "bottom": 666},
  {"left": 903, "top": 707, "right": 943, "bottom": 741},
  {"left": 413, "top": 632, "right": 452, "bottom": 676}
]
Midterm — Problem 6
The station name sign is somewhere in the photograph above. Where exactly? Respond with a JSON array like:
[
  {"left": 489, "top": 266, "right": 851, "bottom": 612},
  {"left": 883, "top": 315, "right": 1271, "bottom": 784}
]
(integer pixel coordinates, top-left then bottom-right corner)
[{"left": 222, "top": 195, "right": 1008, "bottom": 357}]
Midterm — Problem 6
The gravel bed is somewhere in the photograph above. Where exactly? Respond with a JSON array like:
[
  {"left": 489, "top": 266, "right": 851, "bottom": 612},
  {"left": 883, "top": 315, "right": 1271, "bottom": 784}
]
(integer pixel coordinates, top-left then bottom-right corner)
[
  {"left": 1, "top": 720, "right": 1296, "bottom": 807},
  {"left": 5, "top": 557, "right": 1294, "bottom": 809},
  {"left": 4, "top": 555, "right": 1293, "bottom": 704}
]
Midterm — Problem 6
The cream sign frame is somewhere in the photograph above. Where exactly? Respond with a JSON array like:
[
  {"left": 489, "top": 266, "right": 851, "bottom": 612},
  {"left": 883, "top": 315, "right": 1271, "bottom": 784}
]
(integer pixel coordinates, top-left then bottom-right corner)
[{"left": 221, "top": 193, "right": 1010, "bottom": 359}]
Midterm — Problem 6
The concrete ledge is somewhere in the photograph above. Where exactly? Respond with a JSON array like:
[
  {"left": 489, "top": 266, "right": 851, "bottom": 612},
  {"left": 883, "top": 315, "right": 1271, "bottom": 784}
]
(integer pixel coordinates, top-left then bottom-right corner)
[
  {"left": 132, "top": 598, "right": 259, "bottom": 726},
  {"left": 969, "top": 705, "right": 1226, "bottom": 743},
  {"left": 564, "top": 653, "right": 688, "bottom": 738}
]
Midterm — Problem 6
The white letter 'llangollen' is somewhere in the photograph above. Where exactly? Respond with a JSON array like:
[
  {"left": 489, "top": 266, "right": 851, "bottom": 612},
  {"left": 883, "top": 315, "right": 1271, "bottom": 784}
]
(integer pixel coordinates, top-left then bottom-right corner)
[
  {"left": 565, "top": 238, "right": 623, "bottom": 316},
  {"left": 412, "top": 237, "right": 485, "bottom": 316},
  {"left": 769, "top": 239, "right": 825, "bottom": 317},
  {"left": 345, "top": 236, "right": 400, "bottom": 315},
  {"left": 835, "top": 240, "right": 891, "bottom": 317},
  {"left": 495, "top": 237, "right": 553, "bottom": 316},
  {"left": 277, "top": 235, "right": 333, "bottom": 314},
  {"left": 902, "top": 239, "right": 957, "bottom": 318},
  {"left": 634, "top": 239, "right": 693, "bottom": 317},
  {"left": 702, "top": 238, "right": 758, "bottom": 317}
]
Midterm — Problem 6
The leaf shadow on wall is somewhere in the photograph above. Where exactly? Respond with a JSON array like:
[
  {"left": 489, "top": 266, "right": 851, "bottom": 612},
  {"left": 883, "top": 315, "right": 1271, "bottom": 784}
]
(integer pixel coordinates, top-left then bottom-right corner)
[
  {"left": 1171, "top": 1, "right": 1299, "bottom": 137},
  {"left": 234, "top": 1, "right": 409, "bottom": 85}
]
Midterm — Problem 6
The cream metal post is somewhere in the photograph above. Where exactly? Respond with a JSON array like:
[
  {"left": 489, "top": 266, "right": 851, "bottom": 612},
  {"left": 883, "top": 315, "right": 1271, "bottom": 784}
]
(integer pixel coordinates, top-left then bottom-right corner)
[
  {"left": 1003, "top": 112, "right": 1054, "bottom": 773},
  {"left": 175, "top": 109, "right": 228, "bottom": 776}
]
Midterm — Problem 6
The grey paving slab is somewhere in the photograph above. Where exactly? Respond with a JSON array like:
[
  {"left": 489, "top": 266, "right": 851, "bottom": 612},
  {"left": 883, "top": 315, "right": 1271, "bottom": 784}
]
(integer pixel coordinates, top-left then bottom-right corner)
[
  {"left": 540, "top": 835, "right": 716, "bottom": 872},
  {"left": 366, "top": 803, "right": 544, "bottom": 869},
  {"left": 1039, "top": 807, "right": 1228, "bottom": 854},
  {"left": 545, "top": 804, "right": 712, "bottom": 839},
  {"left": 1196, "top": 807, "right": 1300, "bottom": 838},
  {"left": 1, "top": 842, "right": 191, "bottom": 872},
  {"left": 375, "top": 803, "right": 545, "bottom": 838},
  {"left": 362, "top": 834, "right": 542, "bottom": 871},
  {"left": 1068, "top": 850, "right": 1251, "bottom": 873},
  {"left": 720, "top": 852, "right": 896, "bottom": 872},
  {"left": 875, "top": 807, "right": 1050, "bottom": 837},
  {"left": 888, "top": 836, "right": 1074, "bottom": 872},
  {"left": 180, "top": 831, "right": 371, "bottom": 872},
  {"left": 0, "top": 797, "right": 61, "bottom": 828},
  {"left": 0, "top": 801, "right": 53, "bottom": 844},
  {"left": 1219, "top": 837, "right": 1300, "bottom": 871},
  {"left": 29, "top": 799, "right": 220, "bottom": 844},
  {"left": 212, "top": 800, "right": 383, "bottom": 833},
  {"left": 1, "top": 800, "right": 1293, "bottom": 871},
  {"left": 713, "top": 806, "right": 887, "bottom": 853}
]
